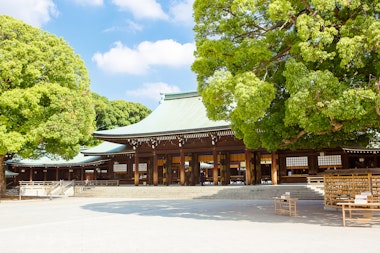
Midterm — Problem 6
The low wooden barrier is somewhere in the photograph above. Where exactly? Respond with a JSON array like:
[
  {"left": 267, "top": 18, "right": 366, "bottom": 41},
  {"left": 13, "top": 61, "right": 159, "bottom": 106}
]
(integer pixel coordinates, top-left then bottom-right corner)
[
  {"left": 337, "top": 202, "right": 380, "bottom": 226},
  {"left": 74, "top": 180, "right": 119, "bottom": 186},
  {"left": 307, "top": 176, "right": 324, "bottom": 184}
]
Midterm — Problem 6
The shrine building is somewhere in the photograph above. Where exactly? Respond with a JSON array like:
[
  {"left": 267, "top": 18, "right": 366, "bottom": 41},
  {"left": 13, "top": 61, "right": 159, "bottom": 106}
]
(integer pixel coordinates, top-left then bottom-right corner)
[{"left": 7, "top": 91, "right": 380, "bottom": 186}]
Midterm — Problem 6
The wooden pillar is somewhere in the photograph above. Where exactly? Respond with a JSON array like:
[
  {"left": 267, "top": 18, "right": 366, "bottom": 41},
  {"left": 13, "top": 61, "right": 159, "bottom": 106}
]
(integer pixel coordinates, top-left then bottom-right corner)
[
  {"left": 374, "top": 153, "right": 378, "bottom": 168},
  {"left": 213, "top": 148, "right": 218, "bottom": 185},
  {"left": 153, "top": 151, "right": 158, "bottom": 186},
  {"left": 134, "top": 153, "right": 139, "bottom": 186},
  {"left": 342, "top": 152, "right": 350, "bottom": 169},
  {"left": 220, "top": 152, "right": 229, "bottom": 185},
  {"left": 226, "top": 152, "right": 231, "bottom": 184},
  {"left": 147, "top": 159, "right": 153, "bottom": 185},
  {"left": 308, "top": 152, "right": 318, "bottom": 175},
  {"left": 271, "top": 152, "right": 278, "bottom": 185},
  {"left": 255, "top": 151, "right": 262, "bottom": 184},
  {"left": 167, "top": 154, "right": 172, "bottom": 185},
  {"left": 162, "top": 155, "right": 167, "bottom": 186},
  {"left": 244, "top": 149, "right": 252, "bottom": 185},
  {"left": 80, "top": 168, "right": 84, "bottom": 181},
  {"left": 220, "top": 152, "right": 226, "bottom": 185},
  {"left": 29, "top": 168, "right": 33, "bottom": 182},
  {"left": 192, "top": 153, "right": 199, "bottom": 185},
  {"left": 55, "top": 168, "right": 59, "bottom": 181},
  {"left": 187, "top": 153, "right": 196, "bottom": 186},
  {"left": 180, "top": 149, "right": 185, "bottom": 186},
  {"left": 127, "top": 158, "right": 133, "bottom": 181},
  {"left": 278, "top": 153, "right": 287, "bottom": 183}
]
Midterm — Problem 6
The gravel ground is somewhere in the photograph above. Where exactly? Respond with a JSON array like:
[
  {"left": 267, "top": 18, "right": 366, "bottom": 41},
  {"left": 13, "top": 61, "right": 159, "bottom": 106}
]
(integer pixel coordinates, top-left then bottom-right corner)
[{"left": 0, "top": 197, "right": 379, "bottom": 253}]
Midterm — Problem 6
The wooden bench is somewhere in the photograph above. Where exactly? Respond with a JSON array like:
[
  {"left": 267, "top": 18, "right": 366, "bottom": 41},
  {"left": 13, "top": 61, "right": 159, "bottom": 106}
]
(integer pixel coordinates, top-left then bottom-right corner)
[
  {"left": 337, "top": 202, "right": 380, "bottom": 226},
  {"left": 273, "top": 197, "right": 297, "bottom": 216},
  {"left": 261, "top": 175, "right": 271, "bottom": 184},
  {"left": 230, "top": 175, "right": 245, "bottom": 184}
]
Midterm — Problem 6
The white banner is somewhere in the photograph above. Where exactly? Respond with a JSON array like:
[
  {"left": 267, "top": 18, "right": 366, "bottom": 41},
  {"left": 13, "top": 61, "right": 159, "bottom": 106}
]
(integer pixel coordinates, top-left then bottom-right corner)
[
  {"left": 133, "top": 163, "right": 148, "bottom": 172},
  {"left": 113, "top": 164, "right": 127, "bottom": 172}
]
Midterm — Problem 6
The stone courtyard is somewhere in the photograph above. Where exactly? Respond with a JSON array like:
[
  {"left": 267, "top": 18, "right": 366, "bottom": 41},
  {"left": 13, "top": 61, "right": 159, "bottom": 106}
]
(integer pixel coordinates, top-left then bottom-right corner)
[{"left": 0, "top": 191, "right": 379, "bottom": 253}]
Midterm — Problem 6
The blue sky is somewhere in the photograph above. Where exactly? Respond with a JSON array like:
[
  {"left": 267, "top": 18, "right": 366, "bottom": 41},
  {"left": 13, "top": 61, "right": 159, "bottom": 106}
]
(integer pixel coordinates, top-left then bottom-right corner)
[{"left": 0, "top": 0, "right": 196, "bottom": 109}]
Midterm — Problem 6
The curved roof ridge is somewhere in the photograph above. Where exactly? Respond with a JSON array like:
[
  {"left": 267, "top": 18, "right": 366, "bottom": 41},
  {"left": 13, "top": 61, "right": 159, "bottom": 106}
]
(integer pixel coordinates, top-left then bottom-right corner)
[{"left": 161, "top": 91, "right": 199, "bottom": 101}]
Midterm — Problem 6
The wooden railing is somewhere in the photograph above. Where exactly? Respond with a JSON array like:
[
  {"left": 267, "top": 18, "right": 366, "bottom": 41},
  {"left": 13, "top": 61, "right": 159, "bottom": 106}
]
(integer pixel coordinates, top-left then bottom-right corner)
[
  {"left": 19, "top": 180, "right": 120, "bottom": 198},
  {"left": 19, "top": 181, "right": 57, "bottom": 186},
  {"left": 19, "top": 181, "right": 60, "bottom": 199},
  {"left": 74, "top": 180, "right": 119, "bottom": 186},
  {"left": 307, "top": 176, "right": 324, "bottom": 184}
]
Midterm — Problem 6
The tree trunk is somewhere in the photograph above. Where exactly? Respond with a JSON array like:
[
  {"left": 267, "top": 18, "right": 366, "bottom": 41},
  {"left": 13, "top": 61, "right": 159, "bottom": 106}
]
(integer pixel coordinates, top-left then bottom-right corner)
[{"left": 0, "top": 155, "right": 6, "bottom": 196}]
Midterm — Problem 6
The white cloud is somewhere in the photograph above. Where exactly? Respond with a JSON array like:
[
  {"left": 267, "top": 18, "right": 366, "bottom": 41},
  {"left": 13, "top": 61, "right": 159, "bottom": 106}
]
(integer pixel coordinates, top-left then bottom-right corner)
[
  {"left": 126, "top": 82, "right": 181, "bottom": 102},
  {"left": 169, "top": 0, "right": 194, "bottom": 26},
  {"left": 112, "top": 0, "right": 168, "bottom": 20},
  {"left": 71, "top": 0, "right": 104, "bottom": 6},
  {"left": 0, "top": 0, "right": 58, "bottom": 28},
  {"left": 92, "top": 39, "right": 195, "bottom": 75},
  {"left": 103, "top": 20, "right": 143, "bottom": 33},
  {"left": 125, "top": 20, "right": 144, "bottom": 32}
]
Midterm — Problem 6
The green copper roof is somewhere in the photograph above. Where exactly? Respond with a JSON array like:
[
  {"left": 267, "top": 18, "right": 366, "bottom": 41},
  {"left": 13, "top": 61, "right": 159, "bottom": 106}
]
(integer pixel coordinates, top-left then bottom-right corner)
[
  {"left": 7, "top": 142, "right": 128, "bottom": 168},
  {"left": 93, "top": 91, "right": 231, "bottom": 139},
  {"left": 7, "top": 153, "right": 106, "bottom": 168},
  {"left": 81, "top": 141, "right": 131, "bottom": 155}
]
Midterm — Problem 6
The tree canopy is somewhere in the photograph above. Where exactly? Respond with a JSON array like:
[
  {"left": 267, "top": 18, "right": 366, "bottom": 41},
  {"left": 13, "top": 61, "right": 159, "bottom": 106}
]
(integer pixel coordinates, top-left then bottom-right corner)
[
  {"left": 192, "top": 0, "right": 380, "bottom": 151},
  {"left": 92, "top": 93, "right": 151, "bottom": 131},
  {"left": 0, "top": 15, "right": 95, "bottom": 194}
]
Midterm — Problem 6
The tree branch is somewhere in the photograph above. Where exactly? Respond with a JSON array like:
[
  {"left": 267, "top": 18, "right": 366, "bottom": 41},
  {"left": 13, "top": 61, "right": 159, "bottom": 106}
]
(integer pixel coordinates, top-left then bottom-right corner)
[
  {"left": 281, "top": 130, "right": 307, "bottom": 146},
  {"left": 255, "top": 46, "right": 291, "bottom": 73},
  {"left": 280, "top": 117, "right": 344, "bottom": 147},
  {"left": 301, "top": 0, "right": 313, "bottom": 14},
  {"left": 375, "top": 77, "right": 380, "bottom": 116},
  {"left": 329, "top": 116, "right": 344, "bottom": 132}
]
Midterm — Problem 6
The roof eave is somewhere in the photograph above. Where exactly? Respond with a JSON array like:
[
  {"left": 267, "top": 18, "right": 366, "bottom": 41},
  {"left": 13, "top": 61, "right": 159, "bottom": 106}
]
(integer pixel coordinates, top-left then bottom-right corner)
[
  {"left": 82, "top": 151, "right": 135, "bottom": 156},
  {"left": 8, "top": 159, "right": 110, "bottom": 168},
  {"left": 93, "top": 126, "right": 232, "bottom": 140}
]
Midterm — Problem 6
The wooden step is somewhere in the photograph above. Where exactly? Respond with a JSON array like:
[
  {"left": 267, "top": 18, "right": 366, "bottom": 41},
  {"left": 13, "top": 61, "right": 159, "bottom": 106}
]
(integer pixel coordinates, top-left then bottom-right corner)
[{"left": 74, "top": 184, "right": 324, "bottom": 200}]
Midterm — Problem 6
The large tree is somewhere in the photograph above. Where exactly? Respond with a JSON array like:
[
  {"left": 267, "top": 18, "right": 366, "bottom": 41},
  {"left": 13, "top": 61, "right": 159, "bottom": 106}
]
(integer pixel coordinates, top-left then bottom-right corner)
[
  {"left": 0, "top": 16, "right": 95, "bottom": 194},
  {"left": 192, "top": 0, "right": 380, "bottom": 151}
]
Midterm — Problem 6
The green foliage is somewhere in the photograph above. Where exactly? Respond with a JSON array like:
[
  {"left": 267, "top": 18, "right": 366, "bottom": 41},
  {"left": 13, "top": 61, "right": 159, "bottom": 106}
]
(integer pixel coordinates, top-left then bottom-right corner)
[
  {"left": 0, "top": 15, "right": 96, "bottom": 193},
  {"left": 92, "top": 93, "right": 151, "bottom": 131},
  {"left": 192, "top": 0, "right": 380, "bottom": 151}
]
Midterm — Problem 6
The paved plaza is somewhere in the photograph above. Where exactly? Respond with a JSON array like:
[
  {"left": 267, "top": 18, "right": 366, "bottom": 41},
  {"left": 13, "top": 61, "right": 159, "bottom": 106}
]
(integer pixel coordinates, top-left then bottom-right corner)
[{"left": 0, "top": 197, "right": 379, "bottom": 253}]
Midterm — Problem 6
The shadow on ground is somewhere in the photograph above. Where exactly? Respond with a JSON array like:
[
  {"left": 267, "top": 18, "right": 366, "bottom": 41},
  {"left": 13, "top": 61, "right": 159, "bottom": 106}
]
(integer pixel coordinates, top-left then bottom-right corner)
[{"left": 81, "top": 199, "right": 345, "bottom": 227}]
